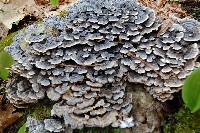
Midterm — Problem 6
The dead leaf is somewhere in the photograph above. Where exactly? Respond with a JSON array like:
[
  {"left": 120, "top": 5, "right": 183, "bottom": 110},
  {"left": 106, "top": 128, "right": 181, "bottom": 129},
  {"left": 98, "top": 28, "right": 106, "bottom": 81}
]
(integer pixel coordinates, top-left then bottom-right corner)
[
  {"left": 0, "top": 0, "right": 77, "bottom": 30},
  {"left": 157, "top": 0, "right": 167, "bottom": 8},
  {"left": 138, "top": 0, "right": 187, "bottom": 19},
  {"left": 34, "top": 0, "right": 49, "bottom": 5},
  {"left": 0, "top": 0, "right": 34, "bottom": 29},
  {"left": 0, "top": 95, "right": 3, "bottom": 104},
  {"left": 0, "top": 99, "right": 23, "bottom": 132},
  {"left": 138, "top": 0, "right": 187, "bottom": 36}
]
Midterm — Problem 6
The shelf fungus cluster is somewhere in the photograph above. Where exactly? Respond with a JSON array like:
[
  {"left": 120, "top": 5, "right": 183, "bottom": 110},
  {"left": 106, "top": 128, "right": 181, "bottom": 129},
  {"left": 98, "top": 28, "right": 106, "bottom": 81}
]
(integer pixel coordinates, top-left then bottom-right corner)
[
  {"left": 27, "top": 117, "right": 65, "bottom": 132},
  {"left": 5, "top": 0, "right": 200, "bottom": 131}
]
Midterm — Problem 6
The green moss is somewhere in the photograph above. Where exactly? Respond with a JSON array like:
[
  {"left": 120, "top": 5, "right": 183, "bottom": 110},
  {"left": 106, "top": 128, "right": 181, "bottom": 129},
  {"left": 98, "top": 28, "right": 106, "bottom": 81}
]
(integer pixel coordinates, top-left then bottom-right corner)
[
  {"left": 0, "top": 32, "right": 17, "bottom": 52},
  {"left": 14, "top": 97, "right": 53, "bottom": 132},
  {"left": 191, "top": 8, "right": 200, "bottom": 21},
  {"left": 60, "top": 10, "right": 68, "bottom": 18},
  {"left": 163, "top": 106, "right": 200, "bottom": 133},
  {"left": 10, "top": 98, "right": 54, "bottom": 133},
  {"left": 26, "top": 98, "right": 54, "bottom": 120}
]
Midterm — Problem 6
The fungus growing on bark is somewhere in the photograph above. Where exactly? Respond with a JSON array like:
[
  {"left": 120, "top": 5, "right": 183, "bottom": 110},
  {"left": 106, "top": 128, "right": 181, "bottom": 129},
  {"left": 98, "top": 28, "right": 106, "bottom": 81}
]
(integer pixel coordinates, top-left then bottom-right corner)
[
  {"left": 27, "top": 117, "right": 65, "bottom": 133},
  {"left": 5, "top": 0, "right": 200, "bottom": 131}
]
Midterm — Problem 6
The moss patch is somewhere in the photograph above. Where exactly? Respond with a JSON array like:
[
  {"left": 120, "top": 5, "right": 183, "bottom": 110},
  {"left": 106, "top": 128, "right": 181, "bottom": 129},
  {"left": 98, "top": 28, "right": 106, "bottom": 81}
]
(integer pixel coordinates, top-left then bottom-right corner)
[
  {"left": 59, "top": 10, "right": 68, "bottom": 18},
  {"left": 163, "top": 106, "right": 200, "bottom": 133},
  {"left": 191, "top": 7, "right": 200, "bottom": 21},
  {"left": 9, "top": 98, "right": 55, "bottom": 133},
  {"left": 0, "top": 32, "right": 17, "bottom": 52},
  {"left": 25, "top": 98, "right": 54, "bottom": 120}
]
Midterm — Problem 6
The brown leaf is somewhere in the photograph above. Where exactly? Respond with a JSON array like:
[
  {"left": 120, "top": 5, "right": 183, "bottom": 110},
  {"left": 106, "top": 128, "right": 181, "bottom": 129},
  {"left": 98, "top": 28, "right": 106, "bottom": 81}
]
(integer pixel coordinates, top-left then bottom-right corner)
[
  {"left": 157, "top": 0, "right": 167, "bottom": 8},
  {"left": 59, "top": 0, "right": 65, "bottom": 4},
  {"left": 138, "top": 0, "right": 187, "bottom": 20},
  {"left": 34, "top": 0, "right": 49, "bottom": 5},
  {"left": 0, "top": 102, "right": 23, "bottom": 132},
  {"left": 0, "top": 95, "right": 3, "bottom": 103},
  {"left": 137, "top": 0, "right": 187, "bottom": 39}
]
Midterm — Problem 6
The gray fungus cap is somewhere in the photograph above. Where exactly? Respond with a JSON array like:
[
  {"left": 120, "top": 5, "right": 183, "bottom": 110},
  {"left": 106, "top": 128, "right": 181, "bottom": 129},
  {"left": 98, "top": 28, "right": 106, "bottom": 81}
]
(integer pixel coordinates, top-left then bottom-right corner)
[{"left": 5, "top": 0, "right": 200, "bottom": 131}]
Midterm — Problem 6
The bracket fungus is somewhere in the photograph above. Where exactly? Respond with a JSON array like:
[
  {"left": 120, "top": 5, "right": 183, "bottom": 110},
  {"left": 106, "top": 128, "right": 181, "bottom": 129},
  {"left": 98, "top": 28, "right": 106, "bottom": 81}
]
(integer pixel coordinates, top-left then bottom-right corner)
[{"left": 4, "top": 0, "right": 200, "bottom": 131}]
